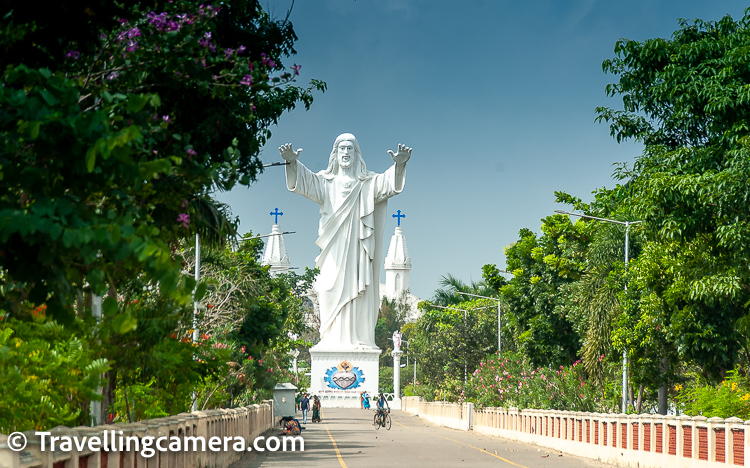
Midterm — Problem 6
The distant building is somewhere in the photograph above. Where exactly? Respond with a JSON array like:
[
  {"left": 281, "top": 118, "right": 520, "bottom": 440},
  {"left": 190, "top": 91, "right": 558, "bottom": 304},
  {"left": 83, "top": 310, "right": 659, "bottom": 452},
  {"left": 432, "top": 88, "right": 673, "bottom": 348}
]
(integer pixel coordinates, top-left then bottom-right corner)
[
  {"left": 380, "top": 225, "right": 421, "bottom": 322},
  {"left": 260, "top": 223, "right": 291, "bottom": 277}
]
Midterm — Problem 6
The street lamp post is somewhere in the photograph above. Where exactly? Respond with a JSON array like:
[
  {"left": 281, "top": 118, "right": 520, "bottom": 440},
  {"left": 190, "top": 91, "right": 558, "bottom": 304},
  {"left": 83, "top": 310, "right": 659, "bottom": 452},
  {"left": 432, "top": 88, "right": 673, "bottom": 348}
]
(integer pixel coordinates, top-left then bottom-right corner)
[
  {"left": 191, "top": 233, "right": 201, "bottom": 412},
  {"left": 555, "top": 210, "right": 642, "bottom": 414}
]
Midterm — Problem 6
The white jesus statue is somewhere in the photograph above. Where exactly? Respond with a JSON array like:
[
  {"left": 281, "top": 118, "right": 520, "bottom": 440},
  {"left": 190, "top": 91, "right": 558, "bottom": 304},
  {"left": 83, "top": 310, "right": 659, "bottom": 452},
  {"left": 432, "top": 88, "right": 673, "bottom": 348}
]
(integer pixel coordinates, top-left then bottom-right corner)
[{"left": 280, "top": 133, "right": 411, "bottom": 350}]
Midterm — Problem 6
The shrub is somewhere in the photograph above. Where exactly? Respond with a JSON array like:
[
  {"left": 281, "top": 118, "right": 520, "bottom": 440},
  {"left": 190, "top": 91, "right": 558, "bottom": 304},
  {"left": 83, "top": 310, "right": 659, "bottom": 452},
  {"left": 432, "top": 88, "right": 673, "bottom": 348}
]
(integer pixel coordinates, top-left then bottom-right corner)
[
  {"left": 465, "top": 352, "right": 607, "bottom": 411},
  {"left": 675, "top": 368, "right": 750, "bottom": 419}
]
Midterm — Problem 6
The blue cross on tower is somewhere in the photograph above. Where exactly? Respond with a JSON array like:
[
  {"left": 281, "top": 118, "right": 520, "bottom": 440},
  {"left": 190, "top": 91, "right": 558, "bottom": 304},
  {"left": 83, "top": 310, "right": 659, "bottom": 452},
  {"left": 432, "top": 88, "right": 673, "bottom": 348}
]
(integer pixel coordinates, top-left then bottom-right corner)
[
  {"left": 270, "top": 207, "right": 283, "bottom": 224},
  {"left": 392, "top": 210, "right": 406, "bottom": 226}
]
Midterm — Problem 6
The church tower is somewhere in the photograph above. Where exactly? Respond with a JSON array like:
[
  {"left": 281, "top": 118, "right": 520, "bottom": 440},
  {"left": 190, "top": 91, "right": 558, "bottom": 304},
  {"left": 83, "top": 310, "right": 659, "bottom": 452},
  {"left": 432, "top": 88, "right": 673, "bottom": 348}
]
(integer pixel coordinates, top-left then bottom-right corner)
[
  {"left": 384, "top": 210, "right": 411, "bottom": 298},
  {"left": 261, "top": 208, "right": 291, "bottom": 276}
]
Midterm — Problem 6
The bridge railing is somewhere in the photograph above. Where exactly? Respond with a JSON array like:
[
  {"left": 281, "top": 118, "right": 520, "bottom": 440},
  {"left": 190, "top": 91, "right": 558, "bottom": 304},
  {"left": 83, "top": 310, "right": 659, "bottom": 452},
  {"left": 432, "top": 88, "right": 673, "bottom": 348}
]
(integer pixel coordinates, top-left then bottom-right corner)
[
  {"left": 402, "top": 397, "right": 750, "bottom": 467},
  {"left": 0, "top": 401, "right": 275, "bottom": 468},
  {"left": 400, "top": 397, "right": 472, "bottom": 431}
]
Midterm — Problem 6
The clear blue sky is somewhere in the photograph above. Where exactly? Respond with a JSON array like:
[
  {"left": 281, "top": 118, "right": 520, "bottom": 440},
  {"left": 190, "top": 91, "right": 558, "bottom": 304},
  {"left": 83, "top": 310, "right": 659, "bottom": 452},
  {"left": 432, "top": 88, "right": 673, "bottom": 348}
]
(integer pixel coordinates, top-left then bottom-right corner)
[{"left": 217, "top": 0, "right": 748, "bottom": 300}]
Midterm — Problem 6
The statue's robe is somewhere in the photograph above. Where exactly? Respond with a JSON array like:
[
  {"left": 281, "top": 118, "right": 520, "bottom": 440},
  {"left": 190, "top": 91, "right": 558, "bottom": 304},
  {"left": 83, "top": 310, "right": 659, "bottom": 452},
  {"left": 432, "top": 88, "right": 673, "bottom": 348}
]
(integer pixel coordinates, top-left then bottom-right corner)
[{"left": 286, "top": 160, "right": 406, "bottom": 348}]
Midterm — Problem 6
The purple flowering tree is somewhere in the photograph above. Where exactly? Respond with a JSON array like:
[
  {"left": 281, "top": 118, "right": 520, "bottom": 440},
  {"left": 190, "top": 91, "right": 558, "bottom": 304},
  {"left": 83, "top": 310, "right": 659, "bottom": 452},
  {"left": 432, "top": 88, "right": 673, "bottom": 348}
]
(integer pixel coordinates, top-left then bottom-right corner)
[{"left": 0, "top": 0, "right": 325, "bottom": 428}]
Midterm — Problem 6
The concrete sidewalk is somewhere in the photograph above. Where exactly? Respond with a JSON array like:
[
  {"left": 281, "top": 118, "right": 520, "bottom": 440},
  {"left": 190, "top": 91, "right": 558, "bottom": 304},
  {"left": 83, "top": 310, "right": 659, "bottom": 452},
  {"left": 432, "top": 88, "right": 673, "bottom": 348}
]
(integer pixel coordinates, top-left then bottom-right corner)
[{"left": 230, "top": 407, "right": 614, "bottom": 468}]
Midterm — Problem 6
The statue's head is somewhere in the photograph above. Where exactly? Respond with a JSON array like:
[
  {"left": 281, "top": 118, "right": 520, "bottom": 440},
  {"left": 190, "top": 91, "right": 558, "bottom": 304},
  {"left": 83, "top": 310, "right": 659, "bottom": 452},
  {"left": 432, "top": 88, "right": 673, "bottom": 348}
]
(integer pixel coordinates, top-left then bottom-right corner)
[{"left": 324, "top": 133, "right": 370, "bottom": 178}]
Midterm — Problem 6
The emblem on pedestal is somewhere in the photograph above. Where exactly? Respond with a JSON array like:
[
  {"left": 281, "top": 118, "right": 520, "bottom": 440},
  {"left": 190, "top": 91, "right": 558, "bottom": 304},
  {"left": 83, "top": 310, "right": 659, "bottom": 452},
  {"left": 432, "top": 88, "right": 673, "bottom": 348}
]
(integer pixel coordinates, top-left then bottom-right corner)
[{"left": 324, "top": 360, "right": 365, "bottom": 390}]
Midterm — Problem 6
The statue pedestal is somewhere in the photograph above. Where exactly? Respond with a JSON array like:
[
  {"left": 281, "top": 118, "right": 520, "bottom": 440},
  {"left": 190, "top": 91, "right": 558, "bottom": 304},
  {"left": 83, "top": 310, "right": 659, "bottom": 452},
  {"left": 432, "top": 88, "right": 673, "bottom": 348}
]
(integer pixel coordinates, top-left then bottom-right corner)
[{"left": 309, "top": 347, "right": 381, "bottom": 408}]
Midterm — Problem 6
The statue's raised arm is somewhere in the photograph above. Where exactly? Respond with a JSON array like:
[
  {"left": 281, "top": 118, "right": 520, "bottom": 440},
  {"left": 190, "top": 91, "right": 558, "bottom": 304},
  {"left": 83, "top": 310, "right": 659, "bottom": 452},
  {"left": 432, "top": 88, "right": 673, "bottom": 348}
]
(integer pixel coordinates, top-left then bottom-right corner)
[
  {"left": 280, "top": 143, "right": 304, "bottom": 192},
  {"left": 387, "top": 143, "right": 412, "bottom": 165},
  {"left": 279, "top": 143, "right": 302, "bottom": 162}
]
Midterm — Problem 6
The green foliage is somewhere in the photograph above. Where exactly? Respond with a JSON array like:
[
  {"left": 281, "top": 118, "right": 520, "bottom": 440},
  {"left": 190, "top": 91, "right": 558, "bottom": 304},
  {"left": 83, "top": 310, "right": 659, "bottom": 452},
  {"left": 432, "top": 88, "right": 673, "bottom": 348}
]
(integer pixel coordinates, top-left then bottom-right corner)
[
  {"left": 431, "top": 273, "right": 494, "bottom": 306},
  {"left": 0, "top": 0, "right": 325, "bottom": 325},
  {"left": 375, "top": 294, "right": 410, "bottom": 366},
  {"left": 481, "top": 264, "right": 507, "bottom": 294},
  {"left": 499, "top": 216, "right": 587, "bottom": 367},
  {"left": 594, "top": 10, "right": 750, "bottom": 384},
  {"left": 676, "top": 368, "right": 750, "bottom": 419},
  {"left": 378, "top": 363, "right": 414, "bottom": 395},
  {"left": 0, "top": 0, "right": 324, "bottom": 429},
  {"left": 410, "top": 298, "right": 498, "bottom": 400},
  {"left": 0, "top": 314, "right": 108, "bottom": 432}
]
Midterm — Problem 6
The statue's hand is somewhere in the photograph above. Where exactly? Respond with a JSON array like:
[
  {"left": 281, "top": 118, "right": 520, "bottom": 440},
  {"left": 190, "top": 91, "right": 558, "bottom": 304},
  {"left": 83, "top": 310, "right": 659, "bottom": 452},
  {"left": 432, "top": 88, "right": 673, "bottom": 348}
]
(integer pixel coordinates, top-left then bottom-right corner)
[
  {"left": 279, "top": 143, "right": 302, "bottom": 162},
  {"left": 387, "top": 144, "right": 412, "bottom": 164}
]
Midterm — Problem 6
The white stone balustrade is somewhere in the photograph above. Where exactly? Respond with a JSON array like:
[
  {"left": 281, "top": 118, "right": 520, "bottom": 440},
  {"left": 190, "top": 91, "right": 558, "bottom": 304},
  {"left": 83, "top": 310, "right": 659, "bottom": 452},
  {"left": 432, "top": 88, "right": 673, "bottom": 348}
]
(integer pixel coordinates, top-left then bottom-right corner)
[
  {"left": 0, "top": 401, "right": 275, "bottom": 468},
  {"left": 401, "top": 396, "right": 750, "bottom": 467},
  {"left": 400, "top": 397, "right": 473, "bottom": 431}
]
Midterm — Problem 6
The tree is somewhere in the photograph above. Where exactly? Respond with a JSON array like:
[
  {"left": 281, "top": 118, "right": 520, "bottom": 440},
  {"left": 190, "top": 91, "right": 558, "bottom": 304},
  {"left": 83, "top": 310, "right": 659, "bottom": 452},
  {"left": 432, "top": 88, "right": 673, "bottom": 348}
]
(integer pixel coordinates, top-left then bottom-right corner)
[
  {"left": 375, "top": 294, "right": 410, "bottom": 366},
  {"left": 431, "top": 273, "right": 494, "bottom": 306},
  {"left": 596, "top": 11, "right": 750, "bottom": 381},
  {"left": 499, "top": 216, "right": 587, "bottom": 368},
  {"left": 0, "top": 0, "right": 325, "bottom": 427},
  {"left": 0, "top": 0, "right": 325, "bottom": 324},
  {"left": 410, "top": 298, "right": 498, "bottom": 401}
]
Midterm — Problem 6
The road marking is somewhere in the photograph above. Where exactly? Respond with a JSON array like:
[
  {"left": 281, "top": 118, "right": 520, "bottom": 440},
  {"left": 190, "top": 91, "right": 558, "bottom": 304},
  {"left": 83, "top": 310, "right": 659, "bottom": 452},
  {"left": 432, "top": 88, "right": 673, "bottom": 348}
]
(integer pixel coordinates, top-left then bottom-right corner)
[
  {"left": 393, "top": 419, "right": 529, "bottom": 468},
  {"left": 321, "top": 411, "right": 348, "bottom": 468}
]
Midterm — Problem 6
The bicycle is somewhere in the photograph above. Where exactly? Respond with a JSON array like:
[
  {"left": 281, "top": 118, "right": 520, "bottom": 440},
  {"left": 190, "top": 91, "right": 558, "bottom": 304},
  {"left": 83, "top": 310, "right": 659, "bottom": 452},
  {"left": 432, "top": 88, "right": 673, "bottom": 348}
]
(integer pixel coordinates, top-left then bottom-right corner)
[{"left": 373, "top": 408, "right": 391, "bottom": 430}]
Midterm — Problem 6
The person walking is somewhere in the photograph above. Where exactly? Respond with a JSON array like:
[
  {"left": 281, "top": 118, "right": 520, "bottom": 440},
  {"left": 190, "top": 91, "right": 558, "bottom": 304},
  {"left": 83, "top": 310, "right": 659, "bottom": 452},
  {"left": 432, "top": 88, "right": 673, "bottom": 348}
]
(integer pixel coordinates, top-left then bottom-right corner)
[
  {"left": 312, "top": 396, "right": 321, "bottom": 423},
  {"left": 362, "top": 390, "right": 371, "bottom": 410},
  {"left": 300, "top": 393, "right": 310, "bottom": 424}
]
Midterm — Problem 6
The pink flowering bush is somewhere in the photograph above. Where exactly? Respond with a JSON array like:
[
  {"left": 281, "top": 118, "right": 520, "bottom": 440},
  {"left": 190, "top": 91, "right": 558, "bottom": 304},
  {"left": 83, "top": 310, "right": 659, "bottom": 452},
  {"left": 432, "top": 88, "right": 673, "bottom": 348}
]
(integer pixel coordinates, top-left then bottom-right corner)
[{"left": 465, "top": 352, "right": 610, "bottom": 412}]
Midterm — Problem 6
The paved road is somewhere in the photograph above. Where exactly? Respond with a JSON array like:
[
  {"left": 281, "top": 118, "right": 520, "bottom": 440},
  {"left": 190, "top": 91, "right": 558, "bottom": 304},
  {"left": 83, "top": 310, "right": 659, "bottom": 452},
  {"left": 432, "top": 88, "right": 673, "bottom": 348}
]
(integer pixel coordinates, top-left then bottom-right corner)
[{"left": 230, "top": 408, "right": 613, "bottom": 468}]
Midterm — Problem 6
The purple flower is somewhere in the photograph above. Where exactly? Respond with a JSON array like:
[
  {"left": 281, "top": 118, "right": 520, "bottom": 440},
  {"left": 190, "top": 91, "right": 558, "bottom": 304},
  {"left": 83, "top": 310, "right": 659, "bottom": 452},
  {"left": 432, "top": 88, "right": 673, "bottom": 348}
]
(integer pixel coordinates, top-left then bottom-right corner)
[
  {"left": 291, "top": 64, "right": 301, "bottom": 76},
  {"left": 127, "top": 27, "right": 141, "bottom": 39},
  {"left": 162, "top": 115, "right": 170, "bottom": 122},
  {"left": 65, "top": 50, "right": 81, "bottom": 60},
  {"left": 181, "top": 199, "right": 189, "bottom": 208},
  {"left": 224, "top": 48, "right": 234, "bottom": 59},
  {"left": 186, "top": 149, "right": 197, "bottom": 160},
  {"left": 126, "top": 40, "right": 138, "bottom": 52},
  {"left": 177, "top": 213, "right": 190, "bottom": 228},
  {"left": 240, "top": 74, "right": 252, "bottom": 86},
  {"left": 106, "top": 72, "right": 119, "bottom": 81},
  {"left": 237, "top": 45, "right": 246, "bottom": 54},
  {"left": 198, "top": 33, "right": 215, "bottom": 51}
]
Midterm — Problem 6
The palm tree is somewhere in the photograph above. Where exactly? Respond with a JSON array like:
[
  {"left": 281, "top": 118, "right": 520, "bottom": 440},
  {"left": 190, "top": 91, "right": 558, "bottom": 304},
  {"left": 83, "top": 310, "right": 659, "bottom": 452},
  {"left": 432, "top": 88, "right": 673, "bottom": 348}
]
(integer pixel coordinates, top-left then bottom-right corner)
[
  {"left": 431, "top": 273, "right": 496, "bottom": 306},
  {"left": 576, "top": 223, "right": 640, "bottom": 389},
  {"left": 191, "top": 195, "right": 239, "bottom": 248}
]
